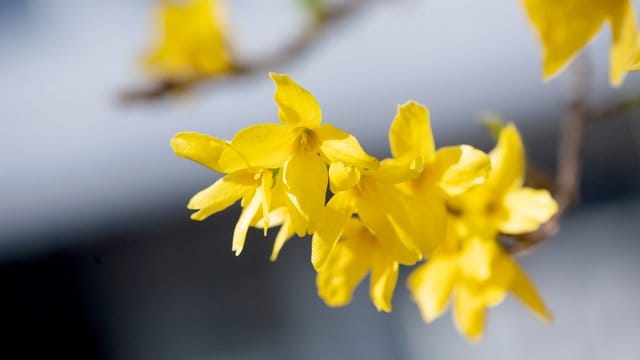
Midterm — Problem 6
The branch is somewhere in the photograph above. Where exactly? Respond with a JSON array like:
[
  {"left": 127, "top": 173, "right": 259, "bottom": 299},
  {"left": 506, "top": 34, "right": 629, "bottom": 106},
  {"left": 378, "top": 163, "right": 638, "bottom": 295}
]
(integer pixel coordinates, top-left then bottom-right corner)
[
  {"left": 119, "top": 0, "right": 369, "bottom": 103},
  {"left": 508, "top": 55, "right": 591, "bottom": 256}
]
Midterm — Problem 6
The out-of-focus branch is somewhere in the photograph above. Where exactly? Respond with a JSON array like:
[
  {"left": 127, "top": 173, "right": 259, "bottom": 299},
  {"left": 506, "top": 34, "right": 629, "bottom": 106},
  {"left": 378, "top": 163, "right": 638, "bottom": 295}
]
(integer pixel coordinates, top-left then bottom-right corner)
[
  {"left": 508, "top": 56, "right": 591, "bottom": 256},
  {"left": 591, "top": 93, "right": 640, "bottom": 121},
  {"left": 119, "top": 0, "right": 369, "bottom": 103}
]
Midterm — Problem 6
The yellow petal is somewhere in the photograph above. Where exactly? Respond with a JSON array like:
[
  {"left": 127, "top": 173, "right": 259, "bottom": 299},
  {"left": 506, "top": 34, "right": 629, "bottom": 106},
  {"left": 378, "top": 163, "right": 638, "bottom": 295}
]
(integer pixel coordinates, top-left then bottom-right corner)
[
  {"left": 369, "top": 256, "right": 398, "bottom": 313},
  {"left": 187, "top": 171, "right": 255, "bottom": 221},
  {"left": 145, "top": 0, "right": 231, "bottom": 78},
  {"left": 608, "top": 0, "right": 638, "bottom": 85},
  {"left": 285, "top": 197, "right": 307, "bottom": 237},
  {"left": 283, "top": 153, "right": 328, "bottom": 234},
  {"left": 404, "top": 188, "right": 447, "bottom": 255},
  {"left": 270, "top": 212, "right": 295, "bottom": 262},
  {"left": 629, "top": 39, "right": 640, "bottom": 70},
  {"left": 389, "top": 101, "right": 435, "bottom": 164},
  {"left": 500, "top": 187, "right": 558, "bottom": 234},
  {"left": 433, "top": 145, "right": 490, "bottom": 196},
  {"left": 356, "top": 182, "right": 421, "bottom": 265},
  {"left": 370, "top": 158, "right": 421, "bottom": 184},
  {"left": 232, "top": 187, "right": 263, "bottom": 256},
  {"left": 253, "top": 206, "right": 286, "bottom": 228},
  {"left": 260, "top": 171, "right": 274, "bottom": 234},
  {"left": 459, "top": 237, "right": 498, "bottom": 282},
  {"left": 408, "top": 257, "right": 458, "bottom": 322},
  {"left": 487, "top": 123, "right": 525, "bottom": 195},
  {"left": 171, "top": 132, "right": 247, "bottom": 173},
  {"left": 316, "top": 237, "right": 370, "bottom": 307},
  {"left": 311, "top": 191, "right": 354, "bottom": 270},
  {"left": 453, "top": 286, "right": 486, "bottom": 342},
  {"left": 317, "top": 124, "right": 379, "bottom": 169},
  {"left": 507, "top": 258, "right": 553, "bottom": 322},
  {"left": 522, "top": 0, "right": 608, "bottom": 79},
  {"left": 269, "top": 73, "right": 322, "bottom": 129},
  {"left": 222, "top": 124, "right": 290, "bottom": 170},
  {"left": 328, "top": 162, "right": 361, "bottom": 193}
]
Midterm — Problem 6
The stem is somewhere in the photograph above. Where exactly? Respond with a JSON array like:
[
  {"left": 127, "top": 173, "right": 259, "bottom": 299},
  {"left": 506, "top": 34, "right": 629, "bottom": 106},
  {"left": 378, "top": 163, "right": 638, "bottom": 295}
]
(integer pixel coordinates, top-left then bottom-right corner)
[{"left": 509, "top": 55, "right": 591, "bottom": 256}]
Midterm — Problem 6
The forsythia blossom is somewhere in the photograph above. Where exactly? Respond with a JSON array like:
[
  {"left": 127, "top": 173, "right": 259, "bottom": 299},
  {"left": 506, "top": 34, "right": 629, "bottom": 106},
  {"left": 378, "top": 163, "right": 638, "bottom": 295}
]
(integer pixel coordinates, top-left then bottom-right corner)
[
  {"left": 408, "top": 124, "right": 557, "bottom": 341},
  {"left": 171, "top": 73, "right": 559, "bottom": 341},
  {"left": 522, "top": 0, "right": 638, "bottom": 85},
  {"left": 145, "top": 0, "right": 232, "bottom": 79}
]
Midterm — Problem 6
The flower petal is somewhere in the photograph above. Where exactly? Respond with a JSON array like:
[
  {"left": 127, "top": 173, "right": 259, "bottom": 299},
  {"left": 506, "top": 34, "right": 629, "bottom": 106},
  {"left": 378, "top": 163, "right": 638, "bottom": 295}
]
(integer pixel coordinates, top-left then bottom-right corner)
[
  {"left": 260, "top": 171, "right": 274, "bottom": 234},
  {"left": 408, "top": 256, "right": 458, "bottom": 322},
  {"left": 507, "top": 258, "right": 553, "bottom": 322},
  {"left": 317, "top": 124, "right": 379, "bottom": 169},
  {"left": 369, "top": 255, "right": 398, "bottom": 312},
  {"left": 311, "top": 191, "right": 354, "bottom": 270},
  {"left": 232, "top": 187, "right": 263, "bottom": 256},
  {"left": 433, "top": 145, "right": 490, "bottom": 196},
  {"left": 404, "top": 188, "right": 447, "bottom": 255},
  {"left": 270, "top": 211, "right": 295, "bottom": 262},
  {"left": 222, "top": 124, "right": 290, "bottom": 170},
  {"left": 316, "top": 232, "right": 371, "bottom": 307},
  {"left": 270, "top": 72, "right": 322, "bottom": 128},
  {"left": 171, "top": 132, "right": 247, "bottom": 173},
  {"left": 283, "top": 153, "right": 328, "bottom": 234},
  {"left": 356, "top": 182, "right": 421, "bottom": 265},
  {"left": 370, "top": 158, "right": 421, "bottom": 184},
  {"left": 500, "top": 187, "right": 558, "bottom": 234},
  {"left": 328, "top": 162, "right": 361, "bottom": 193},
  {"left": 608, "top": 0, "right": 638, "bottom": 85},
  {"left": 389, "top": 101, "right": 435, "bottom": 164},
  {"left": 453, "top": 286, "right": 486, "bottom": 342},
  {"left": 487, "top": 124, "right": 525, "bottom": 195},
  {"left": 522, "top": 0, "right": 608, "bottom": 79},
  {"left": 187, "top": 171, "right": 255, "bottom": 221}
]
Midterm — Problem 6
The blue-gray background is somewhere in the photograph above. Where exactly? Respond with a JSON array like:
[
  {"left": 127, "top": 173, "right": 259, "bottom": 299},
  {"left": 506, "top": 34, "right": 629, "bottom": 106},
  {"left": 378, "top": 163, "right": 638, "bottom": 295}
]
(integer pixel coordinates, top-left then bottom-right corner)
[{"left": 1, "top": 0, "right": 639, "bottom": 359}]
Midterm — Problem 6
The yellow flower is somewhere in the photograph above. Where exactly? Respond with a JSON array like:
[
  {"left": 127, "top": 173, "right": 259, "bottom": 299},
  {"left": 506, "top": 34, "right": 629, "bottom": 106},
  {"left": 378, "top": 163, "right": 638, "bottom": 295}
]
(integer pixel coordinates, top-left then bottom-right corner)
[
  {"left": 145, "top": 0, "right": 232, "bottom": 79},
  {"left": 220, "top": 73, "right": 378, "bottom": 237},
  {"left": 312, "top": 101, "right": 488, "bottom": 272},
  {"left": 390, "top": 101, "right": 490, "bottom": 255},
  {"left": 408, "top": 123, "right": 557, "bottom": 341},
  {"left": 311, "top": 158, "right": 422, "bottom": 271},
  {"left": 408, "top": 234, "right": 551, "bottom": 342},
  {"left": 451, "top": 124, "right": 558, "bottom": 235},
  {"left": 522, "top": 0, "right": 637, "bottom": 85},
  {"left": 171, "top": 132, "right": 293, "bottom": 257},
  {"left": 317, "top": 218, "right": 399, "bottom": 312}
]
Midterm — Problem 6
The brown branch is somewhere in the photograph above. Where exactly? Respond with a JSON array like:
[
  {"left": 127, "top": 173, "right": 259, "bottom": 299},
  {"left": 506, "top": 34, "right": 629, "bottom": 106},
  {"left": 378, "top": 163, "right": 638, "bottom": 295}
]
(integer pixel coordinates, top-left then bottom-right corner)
[
  {"left": 591, "top": 93, "right": 640, "bottom": 121},
  {"left": 119, "top": 0, "right": 369, "bottom": 103},
  {"left": 508, "top": 55, "right": 591, "bottom": 256}
]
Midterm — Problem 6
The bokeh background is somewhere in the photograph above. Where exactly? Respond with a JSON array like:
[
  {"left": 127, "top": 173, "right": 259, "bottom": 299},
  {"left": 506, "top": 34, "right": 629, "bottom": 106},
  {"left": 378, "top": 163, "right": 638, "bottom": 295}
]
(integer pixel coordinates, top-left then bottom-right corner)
[{"left": 2, "top": 0, "right": 640, "bottom": 359}]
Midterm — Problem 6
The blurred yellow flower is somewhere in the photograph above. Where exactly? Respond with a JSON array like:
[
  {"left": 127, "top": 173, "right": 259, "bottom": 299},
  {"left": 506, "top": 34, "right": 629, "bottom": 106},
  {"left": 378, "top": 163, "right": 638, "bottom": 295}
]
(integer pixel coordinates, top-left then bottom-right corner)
[
  {"left": 317, "top": 218, "right": 399, "bottom": 312},
  {"left": 408, "top": 124, "right": 557, "bottom": 341},
  {"left": 145, "top": 0, "right": 232, "bottom": 79},
  {"left": 522, "top": 0, "right": 637, "bottom": 85},
  {"left": 409, "top": 234, "right": 551, "bottom": 341}
]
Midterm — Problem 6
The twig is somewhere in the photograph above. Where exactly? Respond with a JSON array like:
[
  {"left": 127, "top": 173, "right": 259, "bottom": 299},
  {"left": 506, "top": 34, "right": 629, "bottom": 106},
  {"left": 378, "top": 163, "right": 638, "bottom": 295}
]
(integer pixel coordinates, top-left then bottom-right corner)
[
  {"left": 119, "top": 0, "right": 369, "bottom": 103},
  {"left": 591, "top": 94, "right": 640, "bottom": 121},
  {"left": 509, "top": 55, "right": 591, "bottom": 256}
]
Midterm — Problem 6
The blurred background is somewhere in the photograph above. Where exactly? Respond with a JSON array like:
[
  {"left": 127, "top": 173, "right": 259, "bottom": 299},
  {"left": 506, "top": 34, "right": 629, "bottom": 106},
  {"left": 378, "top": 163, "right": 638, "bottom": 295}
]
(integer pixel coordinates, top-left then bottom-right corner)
[{"left": 1, "top": 0, "right": 640, "bottom": 359}]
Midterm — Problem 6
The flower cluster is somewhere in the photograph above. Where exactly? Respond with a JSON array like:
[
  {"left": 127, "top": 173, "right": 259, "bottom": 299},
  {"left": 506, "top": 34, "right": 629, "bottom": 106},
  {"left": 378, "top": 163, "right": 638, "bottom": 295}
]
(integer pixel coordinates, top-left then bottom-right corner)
[{"left": 171, "top": 73, "right": 558, "bottom": 341}]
